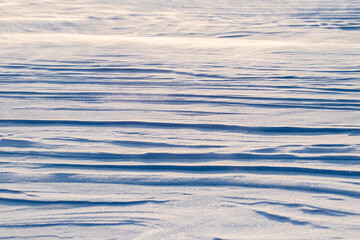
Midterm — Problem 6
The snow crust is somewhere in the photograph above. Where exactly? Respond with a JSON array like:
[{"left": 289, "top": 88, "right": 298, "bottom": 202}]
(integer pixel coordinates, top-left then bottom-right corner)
[{"left": 0, "top": 0, "right": 359, "bottom": 239}]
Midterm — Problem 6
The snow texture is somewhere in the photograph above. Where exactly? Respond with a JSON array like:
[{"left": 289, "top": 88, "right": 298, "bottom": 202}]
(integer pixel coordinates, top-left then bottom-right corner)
[{"left": 0, "top": 0, "right": 360, "bottom": 239}]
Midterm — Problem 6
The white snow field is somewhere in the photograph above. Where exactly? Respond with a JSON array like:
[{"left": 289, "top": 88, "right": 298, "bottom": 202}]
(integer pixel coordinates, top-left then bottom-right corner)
[{"left": 0, "top": 0, "right": 360, "bottom": 239}]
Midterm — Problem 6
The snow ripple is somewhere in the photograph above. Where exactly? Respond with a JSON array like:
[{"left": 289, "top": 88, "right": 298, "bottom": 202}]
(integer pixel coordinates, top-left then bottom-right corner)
[{"left": 0, "top": 0, "right": 359, "bottom": 239}]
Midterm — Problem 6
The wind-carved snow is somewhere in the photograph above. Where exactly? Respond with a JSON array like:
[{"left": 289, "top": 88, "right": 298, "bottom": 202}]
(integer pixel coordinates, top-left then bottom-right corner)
[{"left": 0, "top": 0, "right": 359, "bottom": 239}]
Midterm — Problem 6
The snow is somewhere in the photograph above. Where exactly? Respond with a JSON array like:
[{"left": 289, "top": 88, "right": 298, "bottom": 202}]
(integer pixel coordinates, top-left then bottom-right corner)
[{"left": 0, "top": 0, "right": 360, "bottom": 239}]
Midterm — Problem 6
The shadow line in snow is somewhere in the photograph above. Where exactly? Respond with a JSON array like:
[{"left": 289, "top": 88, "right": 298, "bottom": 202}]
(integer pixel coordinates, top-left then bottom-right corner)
[
  {"left": 227, "top": 199, "right": 360, "bottom": 217},
  {"left": 1, "top": 120, "right": 359, "bottom": 136},
  {"left": 1, "top": 150, "right": 359, "bottom": 163},
  {"left": 0, "top": 197, "right": 168, "bottom": 207},
  {"left": 0, "top": 221, "right": 146, "bottom": 229},
  {"left": 45, "top": 137, "right": 225, "bottom": 149},
  {"left": 37, "top": 163, "right": 360, "bottom": 178},
  {"left": 4, "top": 173, "right": 356, "bottom": 199},
  {"left": 22, "top": 65, "right": 228, "bottom": 79},
  {"left": 254, "top": 210, "right": 327, "bottom": 228}
]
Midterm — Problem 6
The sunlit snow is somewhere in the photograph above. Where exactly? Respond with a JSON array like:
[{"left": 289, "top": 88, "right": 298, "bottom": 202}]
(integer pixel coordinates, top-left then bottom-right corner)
[{"left": 0, "top": 0, "right": 359, "bottom": 239}]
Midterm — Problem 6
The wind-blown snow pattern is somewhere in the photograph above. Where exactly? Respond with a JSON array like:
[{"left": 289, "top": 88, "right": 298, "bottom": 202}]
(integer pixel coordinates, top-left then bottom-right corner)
[{"left": 0, "top": 0, "right": 360, "bottom": 239}]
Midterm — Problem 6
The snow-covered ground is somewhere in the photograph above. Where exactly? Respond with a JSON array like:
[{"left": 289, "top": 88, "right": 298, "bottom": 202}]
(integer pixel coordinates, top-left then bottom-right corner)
[{"left": 0, "top": 0, "right": 360, "bottom": 239}]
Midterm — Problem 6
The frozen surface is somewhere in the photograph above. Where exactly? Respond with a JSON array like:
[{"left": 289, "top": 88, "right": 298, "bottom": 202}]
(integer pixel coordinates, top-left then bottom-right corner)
[{"left": 0, "top": 0, "right": 360, "bottom": 239}]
